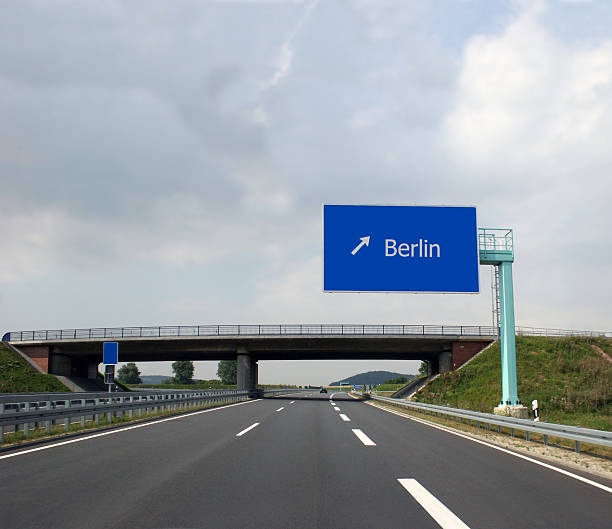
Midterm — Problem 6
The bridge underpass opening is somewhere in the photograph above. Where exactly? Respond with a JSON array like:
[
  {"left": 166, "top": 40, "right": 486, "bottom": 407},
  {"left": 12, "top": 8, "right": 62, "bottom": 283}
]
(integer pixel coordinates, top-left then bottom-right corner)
[{"left": 256, "top": 359, "right": 422, "bottom": 390}]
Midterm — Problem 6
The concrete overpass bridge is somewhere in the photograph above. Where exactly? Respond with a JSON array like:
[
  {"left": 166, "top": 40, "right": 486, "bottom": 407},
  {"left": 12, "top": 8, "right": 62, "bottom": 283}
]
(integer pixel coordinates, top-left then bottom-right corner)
[{"left": 3, "top": 324, "right": 496, "bottom": 390}]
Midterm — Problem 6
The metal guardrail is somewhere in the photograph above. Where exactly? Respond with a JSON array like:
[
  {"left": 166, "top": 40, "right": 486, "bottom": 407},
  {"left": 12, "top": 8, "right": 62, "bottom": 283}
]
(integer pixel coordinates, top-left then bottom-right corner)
[
  {"left": 516, "top": 326, "right": 612, "bottom": 338},
  {"left": 3, "top": 324, "right": 610, "bottom": 342},
  {"left": 371, "top": 395, "right": 612, "bottom": 453},
  {"left": 0, "top": 388, "right": 301, "bottom": 443}
]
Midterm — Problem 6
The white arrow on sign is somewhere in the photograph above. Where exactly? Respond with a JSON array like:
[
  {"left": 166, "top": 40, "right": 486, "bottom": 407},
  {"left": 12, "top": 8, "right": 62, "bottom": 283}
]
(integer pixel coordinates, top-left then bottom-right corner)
[{"left": 351, "top": 236, "right": 371, "bottom": 255}]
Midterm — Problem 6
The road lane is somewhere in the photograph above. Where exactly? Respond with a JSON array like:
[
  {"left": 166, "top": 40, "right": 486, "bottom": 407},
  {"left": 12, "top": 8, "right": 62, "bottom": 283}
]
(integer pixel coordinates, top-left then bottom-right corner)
[
  {"left": 110, "top": 391, "right": 438, "bottom": 529},
  {"left": 341, "top": 398, "right": 612, "bottom": 528},
  {"left": 0, "top": 392, "right": 609, "bottom": 529},
  {"left": 0, "top": 397, "right": 284, "bottom": 529}
]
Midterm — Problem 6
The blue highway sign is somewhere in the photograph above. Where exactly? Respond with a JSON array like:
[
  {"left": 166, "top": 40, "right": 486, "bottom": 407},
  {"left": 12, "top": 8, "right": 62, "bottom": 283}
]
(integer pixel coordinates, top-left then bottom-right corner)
[
  {"left": 323, "top": 205, "right": 479, "bottom": 293},
  {"left": 103, "top": 342, "right": 119, "bottom": 365}
]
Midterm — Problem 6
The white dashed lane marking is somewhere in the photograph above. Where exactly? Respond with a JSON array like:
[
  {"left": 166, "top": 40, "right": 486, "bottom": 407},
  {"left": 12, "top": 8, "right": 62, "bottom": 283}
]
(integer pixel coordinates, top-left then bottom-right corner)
[
  {"left": 398, "top": 479, "right": 470, "bottom": 529},
  {"left": 352, "top": 429, "right": 376, "bottom": 446},
  {"left": 236, "top": 423, "right": 260, "bottom": 437}
]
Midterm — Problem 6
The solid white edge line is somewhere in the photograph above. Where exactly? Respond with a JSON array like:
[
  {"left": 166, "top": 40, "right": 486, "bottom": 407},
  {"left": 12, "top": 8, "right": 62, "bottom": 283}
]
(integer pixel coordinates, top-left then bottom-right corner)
[
  {"left": 368, "top": 402, "right": 612, "bottom": 495},
  {"left": 0, "top": 399, "right": 263, "bottom": 461},
  {"left": 275, "top": 407, "right": 285, "bottom": 412},
  {"left": 236, "top": 422, "right": 260, "bottom": 437},
  {"left": 352, "top": 428, "right": 376, "bottom": 446},
  {"left": 339, "top": 414, "right": 351, "bottom": 422},
  {"left": 334, "top": 406, "right": 341, "bottom": 411},
  {"left": 398, "top": 479, "right": 471, "bottom": 529}
]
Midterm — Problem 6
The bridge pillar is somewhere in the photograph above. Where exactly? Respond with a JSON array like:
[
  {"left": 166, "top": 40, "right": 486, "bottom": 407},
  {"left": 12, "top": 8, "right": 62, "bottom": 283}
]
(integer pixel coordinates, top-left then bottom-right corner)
[
  {"left": 438, "top": 350, "right": 452, "bottom": 373},
  {"left": 237, "top": 347, "right": 258, "bottom": 392}
]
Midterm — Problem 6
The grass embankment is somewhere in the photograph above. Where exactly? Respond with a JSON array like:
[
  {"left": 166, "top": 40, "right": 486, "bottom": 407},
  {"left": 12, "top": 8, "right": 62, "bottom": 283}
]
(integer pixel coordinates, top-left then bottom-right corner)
[
  {"left": 413, "top": 336, "right": 612, "bottom": 431},
  {"left": 0, "top": 343, "right": 68, "bottom": 393}
]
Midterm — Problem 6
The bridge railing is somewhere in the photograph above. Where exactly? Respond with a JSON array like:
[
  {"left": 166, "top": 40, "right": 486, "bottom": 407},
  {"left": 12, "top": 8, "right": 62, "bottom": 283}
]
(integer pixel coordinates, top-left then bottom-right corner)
[
  {"left": 2, "top": 324, "right": 502, "bottom": 342},
  {"left": 4, "top": 324, "right": 611, "bottom": 342},
  {"left": 371, "top": 395, "right": 612, "bottom": 453},
  {"left": 0, "top": 388, "right": 301, "bottom": 444}
]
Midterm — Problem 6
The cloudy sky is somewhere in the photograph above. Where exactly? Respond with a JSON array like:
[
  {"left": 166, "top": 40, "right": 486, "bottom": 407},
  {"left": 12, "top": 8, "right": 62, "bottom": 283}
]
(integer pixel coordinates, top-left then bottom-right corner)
[{"left": 1, "top": 0, "right": 611, "bottom": 384}]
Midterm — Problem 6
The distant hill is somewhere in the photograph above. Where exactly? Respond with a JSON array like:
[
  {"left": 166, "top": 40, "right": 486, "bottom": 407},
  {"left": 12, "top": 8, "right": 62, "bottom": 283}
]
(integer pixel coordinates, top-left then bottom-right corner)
[
  {"left": 140, "top": 375, "right": 170, "bottom": 384},
  {"left": 330, "top": 371, "right": 415, "bottom": 387}
]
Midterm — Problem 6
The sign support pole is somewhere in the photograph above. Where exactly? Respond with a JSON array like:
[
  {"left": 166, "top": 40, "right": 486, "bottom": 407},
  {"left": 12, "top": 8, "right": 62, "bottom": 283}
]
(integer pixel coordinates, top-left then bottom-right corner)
[
  {"left": 479, "top": 229, "right": 526, "bottom": 416},
  {"left": 498, "top": 261, "right": 519, "bottom": 405}
]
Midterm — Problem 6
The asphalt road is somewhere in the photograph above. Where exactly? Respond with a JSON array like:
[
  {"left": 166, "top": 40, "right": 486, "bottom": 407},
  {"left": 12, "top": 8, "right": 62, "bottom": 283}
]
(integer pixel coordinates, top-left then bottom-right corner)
[{"left": 0, "top": 391, "right": 610, "bottom": 529}]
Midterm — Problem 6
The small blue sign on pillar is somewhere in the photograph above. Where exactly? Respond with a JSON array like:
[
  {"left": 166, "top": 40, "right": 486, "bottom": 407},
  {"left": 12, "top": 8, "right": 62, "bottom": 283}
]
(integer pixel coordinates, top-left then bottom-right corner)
[
  {"left": 103, "top": 342, "right": 119, "bottom": 365},
  {"left": 323, "top": 205, "right": 479, "bottom": 293}
]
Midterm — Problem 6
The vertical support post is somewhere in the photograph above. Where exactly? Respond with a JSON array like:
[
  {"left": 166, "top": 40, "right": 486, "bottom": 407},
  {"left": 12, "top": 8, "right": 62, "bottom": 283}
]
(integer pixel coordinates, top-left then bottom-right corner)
[
  {"left": 498, "top": 261, "right": 520, "bottom": 405},
  {"left": 46, "top": 400, "right": 51, "bottom": 433},
  {"left": 81, "top": 399, "right": 86, "bottom": 428},
  {"left": 64, "top": 400, "right": 71, "bottom": 432},
  {"left": 24, "top": 402, "right": 30, "bottom": 438},
  {"left": 95, "top": 399, "right": 100, "bottom": 425}
]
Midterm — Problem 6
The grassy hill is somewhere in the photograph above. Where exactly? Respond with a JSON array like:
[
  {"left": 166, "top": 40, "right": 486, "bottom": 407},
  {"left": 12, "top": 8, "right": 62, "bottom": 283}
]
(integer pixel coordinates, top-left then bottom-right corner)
[
  {"left": 413, "top": 336, "right": 612, "bottom": 431},
  {"left": 0, "top": 342, "right": 68, "bottom": 393}
]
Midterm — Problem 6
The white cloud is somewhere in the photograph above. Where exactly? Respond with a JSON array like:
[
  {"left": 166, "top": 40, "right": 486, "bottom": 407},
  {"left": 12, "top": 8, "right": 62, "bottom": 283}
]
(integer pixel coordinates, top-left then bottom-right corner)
[
  {"left": 0, "top": 207, "right": 72, "bottom": 283},
  {"left": 446, "top": 5, "right": 612, "bottom": 175},
  {"left": 444, "top": 1, "right": 612, "bottom": 330}
]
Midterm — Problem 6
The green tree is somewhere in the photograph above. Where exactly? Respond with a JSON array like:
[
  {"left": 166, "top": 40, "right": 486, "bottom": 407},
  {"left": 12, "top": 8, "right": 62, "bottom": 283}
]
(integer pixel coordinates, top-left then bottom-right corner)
[
  {"left": 172, "top": 360, "right": 194, "bottom": 384},
  {"left": 217, "top": 360, "right": 237, "bottom": 385},
  {"left": 418, "top": 361, "right": 429, "bottom": 376},
  {"left": 116, "top": 362, "right": 142, "bottom": 384}
]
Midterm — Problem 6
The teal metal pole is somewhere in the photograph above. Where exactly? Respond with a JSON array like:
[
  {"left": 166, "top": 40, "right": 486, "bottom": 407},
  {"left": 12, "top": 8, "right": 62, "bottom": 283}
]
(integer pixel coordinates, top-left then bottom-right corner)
[{"left": 498, "top": 261, "right": 520, "bottom": 405}]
